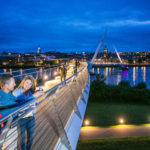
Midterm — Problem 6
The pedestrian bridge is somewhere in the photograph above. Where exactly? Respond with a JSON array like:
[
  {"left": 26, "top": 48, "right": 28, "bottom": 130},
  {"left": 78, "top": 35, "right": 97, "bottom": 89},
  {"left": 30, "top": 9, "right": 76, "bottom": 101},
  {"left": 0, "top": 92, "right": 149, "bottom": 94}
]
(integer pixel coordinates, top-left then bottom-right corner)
[{"left": 0, "top": 63, "right": 90, "bottom": 150}]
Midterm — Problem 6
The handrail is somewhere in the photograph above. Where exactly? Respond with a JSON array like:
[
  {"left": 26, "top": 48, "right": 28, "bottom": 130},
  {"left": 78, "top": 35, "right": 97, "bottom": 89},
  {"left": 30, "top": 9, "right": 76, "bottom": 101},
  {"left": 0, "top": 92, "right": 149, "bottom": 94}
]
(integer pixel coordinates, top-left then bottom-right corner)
[
  {"left": 0, "top": 67, "right": 38, "bottom": 75},
  {"left": 13, "top": 67, "right": 50, "bottom": 78},
  {"left": 0, "top": 67, "right": 42, "bottom": 75},
  {"left": 0, "top": 65, "right": 60, "bottom": 76},
  {"left": 0, "top": 66, "right": 85, "bottom": 122}
]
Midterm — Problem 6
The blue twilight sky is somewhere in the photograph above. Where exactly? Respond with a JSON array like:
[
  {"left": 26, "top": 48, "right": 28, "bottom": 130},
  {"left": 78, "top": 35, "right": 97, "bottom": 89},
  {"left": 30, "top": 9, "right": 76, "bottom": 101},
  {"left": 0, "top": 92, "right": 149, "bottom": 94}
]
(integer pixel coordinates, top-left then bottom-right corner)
[{"left": 0, "top": 0, "right": 150, "bottom": 53}]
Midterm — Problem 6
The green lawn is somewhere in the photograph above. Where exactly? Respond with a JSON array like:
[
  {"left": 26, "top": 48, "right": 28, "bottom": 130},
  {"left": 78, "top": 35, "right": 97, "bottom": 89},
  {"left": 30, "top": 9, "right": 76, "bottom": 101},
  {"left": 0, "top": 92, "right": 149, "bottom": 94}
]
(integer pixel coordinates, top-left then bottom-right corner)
[
  {"left": 77, "top": 136, "right": 150, "bottom": 150},
  {"left": 78, "top": 81, "right": 150, "bottom": 150},
  {"left": 84, "top": 102, "right": 150, "bottom": 127}
]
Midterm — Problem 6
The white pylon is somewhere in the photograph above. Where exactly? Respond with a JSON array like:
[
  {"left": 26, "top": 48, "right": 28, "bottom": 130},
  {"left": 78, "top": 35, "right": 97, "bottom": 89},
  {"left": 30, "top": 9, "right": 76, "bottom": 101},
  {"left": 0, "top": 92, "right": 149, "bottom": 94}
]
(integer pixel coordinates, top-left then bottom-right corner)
[{"left": 91, "top": 30, "right": 107, "bottom": 64}]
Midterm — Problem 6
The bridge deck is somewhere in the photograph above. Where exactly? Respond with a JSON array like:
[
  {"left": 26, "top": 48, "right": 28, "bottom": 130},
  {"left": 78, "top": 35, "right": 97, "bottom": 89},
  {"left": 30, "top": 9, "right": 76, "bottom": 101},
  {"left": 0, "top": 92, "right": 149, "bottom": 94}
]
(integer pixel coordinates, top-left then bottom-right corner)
[{"left": 15, "top": 66, "right": 89, "bottom": 150}]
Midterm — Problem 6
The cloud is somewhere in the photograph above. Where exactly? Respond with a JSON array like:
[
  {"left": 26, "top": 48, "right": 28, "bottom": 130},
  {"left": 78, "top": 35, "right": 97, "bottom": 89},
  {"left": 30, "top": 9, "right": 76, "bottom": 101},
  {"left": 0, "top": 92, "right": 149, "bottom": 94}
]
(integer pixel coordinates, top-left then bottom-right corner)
[{"left": 105, "top": 19, "right": 150, "bottom": 27}]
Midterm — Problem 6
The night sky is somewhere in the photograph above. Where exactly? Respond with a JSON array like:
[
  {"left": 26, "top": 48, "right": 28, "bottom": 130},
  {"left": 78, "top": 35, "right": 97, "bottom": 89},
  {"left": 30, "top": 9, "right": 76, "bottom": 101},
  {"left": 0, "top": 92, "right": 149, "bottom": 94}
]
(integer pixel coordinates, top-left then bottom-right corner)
[{"left": 1, "top": 0, "right": 150, "bottom": 53}]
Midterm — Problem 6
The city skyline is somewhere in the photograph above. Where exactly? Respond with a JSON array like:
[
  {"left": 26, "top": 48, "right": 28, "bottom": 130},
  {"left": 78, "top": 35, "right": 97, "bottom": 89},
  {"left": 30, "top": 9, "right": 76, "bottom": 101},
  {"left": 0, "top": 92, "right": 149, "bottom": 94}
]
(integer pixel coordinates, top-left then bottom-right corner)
[{"left": 1, "top": 0, "right": 150, "bottom": 53}]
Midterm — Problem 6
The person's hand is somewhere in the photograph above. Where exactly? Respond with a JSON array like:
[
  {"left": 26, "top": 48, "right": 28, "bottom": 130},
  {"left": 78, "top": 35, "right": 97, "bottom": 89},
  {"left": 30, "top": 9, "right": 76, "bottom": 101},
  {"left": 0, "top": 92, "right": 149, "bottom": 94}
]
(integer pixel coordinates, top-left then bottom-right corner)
[
  {"left": 33, "top": 91, "right": 44, "bottom": 98},
  {"left": 1, "top": 144, "right": 4, "bottom": 150},
  {"left": 30, "top": 105, "right": 36, "bottom": 108}
]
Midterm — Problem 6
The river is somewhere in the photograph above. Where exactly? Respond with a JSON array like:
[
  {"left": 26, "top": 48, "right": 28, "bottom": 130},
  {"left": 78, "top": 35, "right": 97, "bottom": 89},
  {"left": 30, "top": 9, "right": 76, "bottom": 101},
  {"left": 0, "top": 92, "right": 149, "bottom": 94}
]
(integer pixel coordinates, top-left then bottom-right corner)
[{"left": 92, "top": 67, "right": 150, "bottom": 89}]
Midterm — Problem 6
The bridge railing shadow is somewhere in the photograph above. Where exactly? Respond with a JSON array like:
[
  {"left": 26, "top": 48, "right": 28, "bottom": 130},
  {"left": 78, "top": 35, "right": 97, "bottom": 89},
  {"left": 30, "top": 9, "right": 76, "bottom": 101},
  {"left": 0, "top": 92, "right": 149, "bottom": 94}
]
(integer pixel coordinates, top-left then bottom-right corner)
[{"left": 0, "top": 65, "right": 89, "bottom": 150}]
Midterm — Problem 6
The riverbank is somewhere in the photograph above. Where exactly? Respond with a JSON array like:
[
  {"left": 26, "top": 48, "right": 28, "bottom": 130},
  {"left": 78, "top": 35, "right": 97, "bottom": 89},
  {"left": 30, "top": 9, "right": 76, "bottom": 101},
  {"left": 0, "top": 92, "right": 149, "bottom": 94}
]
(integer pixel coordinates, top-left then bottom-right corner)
[{"left": 89, "top": 80, "right": 150, "bottom": 104}]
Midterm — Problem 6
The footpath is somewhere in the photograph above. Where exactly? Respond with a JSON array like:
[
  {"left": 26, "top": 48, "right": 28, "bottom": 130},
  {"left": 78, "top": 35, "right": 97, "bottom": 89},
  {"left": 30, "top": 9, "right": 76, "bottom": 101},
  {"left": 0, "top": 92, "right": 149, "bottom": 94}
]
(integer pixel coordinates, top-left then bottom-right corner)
[{"left": 79, "top": 125, "right": 150, "bottom": 140}]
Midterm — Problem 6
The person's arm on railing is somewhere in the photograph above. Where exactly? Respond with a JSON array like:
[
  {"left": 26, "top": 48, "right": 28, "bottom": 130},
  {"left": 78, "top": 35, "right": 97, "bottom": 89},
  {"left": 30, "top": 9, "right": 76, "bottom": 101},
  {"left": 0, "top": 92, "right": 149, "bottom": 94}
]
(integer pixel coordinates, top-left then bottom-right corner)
[{"left": 14, "top": 89, "right": 44, "bottom": 104}]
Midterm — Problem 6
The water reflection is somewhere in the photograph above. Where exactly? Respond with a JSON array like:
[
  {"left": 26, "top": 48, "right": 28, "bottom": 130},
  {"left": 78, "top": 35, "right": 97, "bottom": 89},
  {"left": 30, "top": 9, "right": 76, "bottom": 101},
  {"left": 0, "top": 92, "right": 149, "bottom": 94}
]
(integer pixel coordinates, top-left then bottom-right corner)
[
  {"left": 97, "top": 68, "right": 100, "bottom": 74},
  {"left": 105, "top": 67, "right": 108, "bottom": 77},
  {"left": 142, "top": 67, "right": 146, "bottom": 82},
  {"left": 116, "top": 74, "right": 121, "bottom": 85},
  {"left": 92, "top": 67, "right": 150, "bottom": 89},
  {"left": 133, "top": 67, "right": 135, "bottom": 86},
  {"left": 122, "top": 70, "right": 128, "bottom": 77}
]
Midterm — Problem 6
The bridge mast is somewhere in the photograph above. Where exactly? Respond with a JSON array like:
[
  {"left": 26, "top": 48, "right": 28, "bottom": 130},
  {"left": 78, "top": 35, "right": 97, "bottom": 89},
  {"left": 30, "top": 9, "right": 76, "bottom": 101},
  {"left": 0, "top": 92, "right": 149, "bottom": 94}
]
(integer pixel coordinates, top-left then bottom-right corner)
[
  {"left": 114, "top": 47, "right": 123, "bottom": 64},
  {"left": 91, "top": 30, "right": 107, "bottom": 64}
]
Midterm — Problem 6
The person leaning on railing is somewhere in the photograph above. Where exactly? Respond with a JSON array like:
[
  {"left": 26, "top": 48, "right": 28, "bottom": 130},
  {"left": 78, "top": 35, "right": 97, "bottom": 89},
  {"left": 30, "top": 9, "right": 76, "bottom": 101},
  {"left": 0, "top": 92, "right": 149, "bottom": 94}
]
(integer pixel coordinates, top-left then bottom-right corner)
[
  {"left": 0, "top": 74, "right": 44, "bottom": 150},
  {"left": 0, "top": 74, "right": 18, "bottom": 150},
  {"left": 13, "top": 75, "right": 44, "bottom": 150}
]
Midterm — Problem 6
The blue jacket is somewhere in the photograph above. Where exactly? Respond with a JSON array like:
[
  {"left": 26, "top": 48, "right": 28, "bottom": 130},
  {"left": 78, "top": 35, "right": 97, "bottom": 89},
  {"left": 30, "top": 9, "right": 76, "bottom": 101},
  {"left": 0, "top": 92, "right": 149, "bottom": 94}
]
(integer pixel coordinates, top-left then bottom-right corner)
[
  {"left": 13, "top": 88, "right": 34, "bottom": 103},
  {"left": 0, "top": 89, "right": 17, "bottom": 116},
  {"left": 13, "top": 88, "right": 36, "bottom": 115}
]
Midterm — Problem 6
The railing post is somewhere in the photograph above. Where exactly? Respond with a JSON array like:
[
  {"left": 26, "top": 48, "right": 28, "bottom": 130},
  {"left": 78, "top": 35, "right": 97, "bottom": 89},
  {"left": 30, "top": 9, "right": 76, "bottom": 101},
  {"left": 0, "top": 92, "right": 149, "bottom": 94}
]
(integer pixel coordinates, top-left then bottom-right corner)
[
  {"left": 67, "top": 77, "right": 82, "bottom": 120},
  {"left": 83, "top": 69, "right": 90, "bottom": 94},
  {"left": 80, "top": 69, "right": 89, "bottom": 94},
  {"left": 77, "top": 70, "right": 85, "bottom": 87},
  {"left": 75, "top": 70, "right": 86, "bottom": 104},
  {"left": 80, "top": 68, "right": 86, "bottom": 85},
  {"left": 86, "top": 75, "right": 90, "bottom": 88}
]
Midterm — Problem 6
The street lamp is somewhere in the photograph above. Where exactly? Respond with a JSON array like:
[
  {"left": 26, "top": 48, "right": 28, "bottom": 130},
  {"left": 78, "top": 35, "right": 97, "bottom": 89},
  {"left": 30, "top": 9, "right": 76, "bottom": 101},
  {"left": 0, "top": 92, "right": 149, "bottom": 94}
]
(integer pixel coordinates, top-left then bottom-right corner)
[
  {"left": 119, "top": 118, "right": 125, "bottom": 124},
  {"left": 84, "top": 119, "right": 90, "bottom": 126}
]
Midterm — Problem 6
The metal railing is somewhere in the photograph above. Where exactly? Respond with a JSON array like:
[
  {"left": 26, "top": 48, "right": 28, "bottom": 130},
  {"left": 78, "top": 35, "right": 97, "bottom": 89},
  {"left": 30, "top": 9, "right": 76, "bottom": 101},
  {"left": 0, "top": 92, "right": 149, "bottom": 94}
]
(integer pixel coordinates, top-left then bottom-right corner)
[
  {"left": 0, "top": 65, "right": 61, "bottom": 83},
  {"left": 0, "top": 64, "right": 89, "bottom": 150}
]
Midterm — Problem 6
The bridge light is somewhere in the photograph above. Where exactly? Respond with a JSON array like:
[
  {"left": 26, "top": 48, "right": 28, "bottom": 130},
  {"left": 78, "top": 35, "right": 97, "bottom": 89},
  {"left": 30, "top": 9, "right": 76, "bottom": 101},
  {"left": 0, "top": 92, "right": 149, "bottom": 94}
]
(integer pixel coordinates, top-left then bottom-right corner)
[
  {"left": 44, "top": 75, "right": 48, "bottom": 80},
  {"left": 54, "top": 71, "right": 57, "bottom": 76},
  {"left": 84, "top": 119, "right": 90, "bottom": 126}
]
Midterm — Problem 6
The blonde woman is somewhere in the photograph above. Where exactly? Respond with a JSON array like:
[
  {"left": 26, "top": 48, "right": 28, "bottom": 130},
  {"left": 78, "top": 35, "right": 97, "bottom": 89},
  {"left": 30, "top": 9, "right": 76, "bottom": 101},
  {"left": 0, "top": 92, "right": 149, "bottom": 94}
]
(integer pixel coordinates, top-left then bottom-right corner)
[{"left": 13, "top": 75, "right": 43, "bottom": 150}]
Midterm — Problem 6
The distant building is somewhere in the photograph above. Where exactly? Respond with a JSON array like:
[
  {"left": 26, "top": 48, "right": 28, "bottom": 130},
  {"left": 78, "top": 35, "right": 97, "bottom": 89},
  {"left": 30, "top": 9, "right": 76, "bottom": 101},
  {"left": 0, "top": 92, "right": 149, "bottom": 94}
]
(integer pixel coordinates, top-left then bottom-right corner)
[
  {"left": 103, "top": 46, "right": 108, "bottom": 62},
  {"left": 0, "top": 53, "right": 20, "bottom": 65},
  {"left": 104, "top": 46, "right": 108, "bottom": 53},
  {"left": 47, "top": 55, "right": 56, "bottom": 59},
  {"left": 38, "top": 45, "right": 41, "bottom": 54}
]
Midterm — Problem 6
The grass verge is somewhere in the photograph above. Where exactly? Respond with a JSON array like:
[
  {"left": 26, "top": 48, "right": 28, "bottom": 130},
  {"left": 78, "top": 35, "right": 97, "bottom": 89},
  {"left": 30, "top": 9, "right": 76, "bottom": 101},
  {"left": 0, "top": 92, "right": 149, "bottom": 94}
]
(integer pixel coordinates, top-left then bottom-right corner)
[
  {"left": 84, "top": 102, "right": 150, "bottom": 127},
  {"left": 77, "top": 136, "right": 150, "bottom": 150}
]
